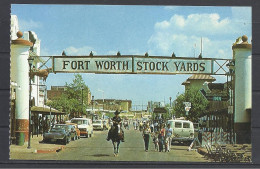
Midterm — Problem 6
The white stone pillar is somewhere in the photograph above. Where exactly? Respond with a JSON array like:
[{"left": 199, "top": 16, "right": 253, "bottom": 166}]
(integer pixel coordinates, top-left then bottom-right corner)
[
  {"left": 11, "top": 31, "right": 32, "bottom": 145},
  {"left": 232, "top": 35, "right": 252, "bottom": 144}
]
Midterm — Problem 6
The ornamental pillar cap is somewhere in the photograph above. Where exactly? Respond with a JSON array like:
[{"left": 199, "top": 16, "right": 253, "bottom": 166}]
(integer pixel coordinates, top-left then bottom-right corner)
[
  {"left": 11, "top": 31, "right": 33, "bottom": 46},
  {"left": 232, "top": 35, "right": 252, "bottom": 50}
]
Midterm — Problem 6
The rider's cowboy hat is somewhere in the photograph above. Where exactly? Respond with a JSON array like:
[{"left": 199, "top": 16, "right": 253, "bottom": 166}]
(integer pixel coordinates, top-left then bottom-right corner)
[{"left": 114, "top": 110, "right": 120, "bottom": 115}]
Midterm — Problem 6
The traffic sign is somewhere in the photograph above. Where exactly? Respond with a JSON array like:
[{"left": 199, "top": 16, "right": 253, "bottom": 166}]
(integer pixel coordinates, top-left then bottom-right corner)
[
  {"left": 183, "top": 102, "right": 191, "bottom": 107},
  {"left": 185, "top": 107, "right": 191, "bottom": 111}
]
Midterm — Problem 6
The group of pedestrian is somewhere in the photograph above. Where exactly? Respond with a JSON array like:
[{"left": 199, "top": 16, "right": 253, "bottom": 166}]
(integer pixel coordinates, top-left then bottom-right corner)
[
  {"left": 132, "top": 119, "right": 145, "bottom": 131},
  {"left": 142, "top": 121, "right": 173, "bottom": 152}
]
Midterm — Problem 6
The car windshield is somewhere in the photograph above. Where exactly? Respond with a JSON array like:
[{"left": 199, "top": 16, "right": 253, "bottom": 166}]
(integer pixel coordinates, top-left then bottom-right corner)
[
  {"left": 71, "top": 119, "right": 88, "bottom": 125},
  {"left": 50, "top": 128, "right": 64, "bottom": 132}
]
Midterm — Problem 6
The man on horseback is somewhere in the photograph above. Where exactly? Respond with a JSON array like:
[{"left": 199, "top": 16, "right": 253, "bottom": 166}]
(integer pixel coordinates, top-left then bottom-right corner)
[{"left": 107, "top": 110, "right": 125, "bottom": 142}]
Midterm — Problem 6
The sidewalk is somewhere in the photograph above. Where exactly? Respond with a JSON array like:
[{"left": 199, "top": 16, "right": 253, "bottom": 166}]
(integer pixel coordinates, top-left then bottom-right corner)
[{"left": 10, "top": 135, "right": 65, "bottom": 154}]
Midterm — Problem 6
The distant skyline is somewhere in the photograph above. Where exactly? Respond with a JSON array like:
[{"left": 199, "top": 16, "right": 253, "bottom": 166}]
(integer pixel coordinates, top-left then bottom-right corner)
[{"left": 11, "top": 5, "right": 252, "bottom": 108}]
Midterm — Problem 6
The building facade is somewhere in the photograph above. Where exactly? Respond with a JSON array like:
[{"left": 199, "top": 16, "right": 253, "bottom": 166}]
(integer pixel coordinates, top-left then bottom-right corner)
[
  {"left": 47, "top": 86, "right": 67, "bottom": 100},
  {"left": 95, "top": 99, "right": 132, "bottom": 112},
  {"left": 10, "top": 15, "right": 49, "bottom": 145}
]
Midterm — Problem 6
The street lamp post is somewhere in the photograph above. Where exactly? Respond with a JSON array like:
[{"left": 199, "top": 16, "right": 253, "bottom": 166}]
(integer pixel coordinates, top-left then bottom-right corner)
[
  {"left": 27, "top": 56, "right": 34, "bottom": 149},
  {"left": 92, "top": 95, "right": 94, "bottom": 112},
  {"left": 81, "top": 88, "right": 84, "bottom": 117}
]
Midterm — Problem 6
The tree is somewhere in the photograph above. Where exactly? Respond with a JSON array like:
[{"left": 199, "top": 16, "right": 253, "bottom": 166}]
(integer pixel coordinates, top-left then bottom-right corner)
[
  {"left": 47, "top": 74, "right": 90, "bottom": 118},
  {"left": 173, "top": 87, "right": 209, "bottom": 122}
]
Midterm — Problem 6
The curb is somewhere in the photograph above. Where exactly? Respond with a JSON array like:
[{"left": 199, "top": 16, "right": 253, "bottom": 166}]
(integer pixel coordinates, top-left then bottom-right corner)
[{"left": 35, "top": 146, "right": 65, "bottom": 154}]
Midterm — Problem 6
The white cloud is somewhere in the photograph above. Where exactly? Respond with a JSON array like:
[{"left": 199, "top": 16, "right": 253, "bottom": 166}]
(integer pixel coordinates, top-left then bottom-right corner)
[
  {"left": 148, "top": 12, "right": 251, "bottom": 59},
  {"left": 64, "top": 46, "right": 96, "bottom": 56},
  {"left": 18, "top": 19, "right": 43, "bottom": 31}
]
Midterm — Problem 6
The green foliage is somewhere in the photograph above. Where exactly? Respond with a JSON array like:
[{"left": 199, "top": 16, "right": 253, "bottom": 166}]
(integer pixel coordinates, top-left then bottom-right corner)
[
  {"left": 173, "top": 87, "right": 208, "bottom": 122},
  {"left": 47, "top": 74, "right": 90, "bottom": 117}
]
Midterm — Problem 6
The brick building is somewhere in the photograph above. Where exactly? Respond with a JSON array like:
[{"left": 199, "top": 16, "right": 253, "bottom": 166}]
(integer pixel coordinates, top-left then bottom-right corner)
[{"left": 47, "top": 86, "right": 92, "bottom": 105}]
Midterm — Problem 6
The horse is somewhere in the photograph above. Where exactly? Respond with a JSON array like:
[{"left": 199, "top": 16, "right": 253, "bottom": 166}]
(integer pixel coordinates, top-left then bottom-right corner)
[{"left": 107, "top": 126, "right": 123, "bottom": 156}]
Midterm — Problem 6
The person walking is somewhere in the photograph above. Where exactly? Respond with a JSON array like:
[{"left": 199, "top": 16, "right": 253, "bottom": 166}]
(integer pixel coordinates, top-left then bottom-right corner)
[
  {"left": 165, "top": 123, "right": 173, "bottom": 152},
  {"left": 158, "top": 123, "right": 165, "bottom": 152},
  {"left": 154, "top": 121, "right": 159, "bottom": 132},
  {"left": 142, "top": 123, "right": 151, "bottom": 152},
  {"left": 152, "top": 131, "right": 159, "bottom": 151},
  {"left": 133, "top": 120, "right": 137, "bottom": 130},
  {"left": 139, "top": 121, "right": 144, "bottom": 131},
  {"left": 150, "top": 123, "right": 154, "bottom": 133}
]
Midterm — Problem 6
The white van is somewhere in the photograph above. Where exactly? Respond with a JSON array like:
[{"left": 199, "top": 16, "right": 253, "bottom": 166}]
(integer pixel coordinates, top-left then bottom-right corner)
[
  {"left": 71, "top": 118, "right": 93, "bottom": 138},
  {"left": 167, "top": 119, "right": 194, "bottom": 144}
]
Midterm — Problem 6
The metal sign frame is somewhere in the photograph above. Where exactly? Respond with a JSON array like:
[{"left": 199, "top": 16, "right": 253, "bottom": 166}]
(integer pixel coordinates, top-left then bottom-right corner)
[{"left": 36, "top": 55, "right": 232, "bottom": 75}]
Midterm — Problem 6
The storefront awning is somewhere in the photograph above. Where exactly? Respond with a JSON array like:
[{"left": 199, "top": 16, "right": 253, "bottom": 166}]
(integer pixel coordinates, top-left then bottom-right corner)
[{"left": 31, "top": 106, "right": 65, "bottom": 115}]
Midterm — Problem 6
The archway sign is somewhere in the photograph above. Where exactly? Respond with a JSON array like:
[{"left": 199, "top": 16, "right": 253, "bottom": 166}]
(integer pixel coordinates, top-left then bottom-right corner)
[{"left": 51, "top": 55, "right": 231, "bottom": 75}]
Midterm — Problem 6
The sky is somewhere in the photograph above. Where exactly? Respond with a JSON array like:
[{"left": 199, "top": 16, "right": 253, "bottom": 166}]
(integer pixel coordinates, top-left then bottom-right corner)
[{"left": 11, "top": 5, "right": 252, "bottom": 109}]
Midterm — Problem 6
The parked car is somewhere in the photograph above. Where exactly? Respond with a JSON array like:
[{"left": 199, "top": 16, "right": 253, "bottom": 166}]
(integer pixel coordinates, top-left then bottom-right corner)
[
  {"left": 93, "top": 120, "right": 104, "bottom": 130},
  {"left": 66, "top": 122, "right": 81, "bottom": 140},
  {"left": 43, "top": 124, "right": 71, "bottom": 145},
  {"left": 167, "top": 119, "right": 195, "bottom": 144},
  {"left": 70, "top": 118, "right": 93, "bottom": 138}
]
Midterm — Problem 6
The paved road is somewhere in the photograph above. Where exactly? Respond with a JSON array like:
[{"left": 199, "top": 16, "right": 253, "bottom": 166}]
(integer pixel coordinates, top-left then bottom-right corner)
[{"left": 17, "top": 125, "right": 209, "bottom": 162}]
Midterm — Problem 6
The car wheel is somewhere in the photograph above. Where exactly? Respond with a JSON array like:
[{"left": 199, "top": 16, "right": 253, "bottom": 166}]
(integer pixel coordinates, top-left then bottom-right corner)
[{"left": 86, "top": 134, "right": 89, "bottom": 138}]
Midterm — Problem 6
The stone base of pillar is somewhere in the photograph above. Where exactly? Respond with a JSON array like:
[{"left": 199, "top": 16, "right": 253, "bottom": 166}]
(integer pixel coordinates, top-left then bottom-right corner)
[
  {"left": 234, "top": 122, "right": 251, "bottom": 144},
  {"left": 15, "top": 119, "right": 29, "bottom": 145}
]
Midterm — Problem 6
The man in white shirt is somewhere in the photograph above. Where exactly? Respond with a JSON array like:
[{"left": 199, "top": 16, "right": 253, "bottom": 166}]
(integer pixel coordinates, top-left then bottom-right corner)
[{"left": 165, "top": 123, "right": 173, "bottom": 152}]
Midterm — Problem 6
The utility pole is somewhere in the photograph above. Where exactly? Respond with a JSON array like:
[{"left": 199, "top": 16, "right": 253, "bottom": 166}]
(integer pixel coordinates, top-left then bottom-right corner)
[{"left": 81, "top": 88, "right": 84, "bottom": 117}]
